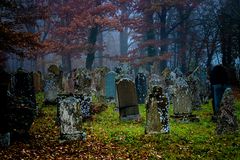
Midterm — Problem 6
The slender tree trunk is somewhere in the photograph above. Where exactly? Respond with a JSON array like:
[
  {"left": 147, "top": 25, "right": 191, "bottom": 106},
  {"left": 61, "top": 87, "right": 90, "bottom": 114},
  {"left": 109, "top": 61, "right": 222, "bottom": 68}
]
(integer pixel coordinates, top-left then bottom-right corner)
[
  {"left": 120, "top": 27, "right": 128, "bottom": 55},
  {"left": 86, "top": 25, "right": 99, "bottom": 70},
  {"left": 159, "top": 6, "right": 167, "bottom": 71}
]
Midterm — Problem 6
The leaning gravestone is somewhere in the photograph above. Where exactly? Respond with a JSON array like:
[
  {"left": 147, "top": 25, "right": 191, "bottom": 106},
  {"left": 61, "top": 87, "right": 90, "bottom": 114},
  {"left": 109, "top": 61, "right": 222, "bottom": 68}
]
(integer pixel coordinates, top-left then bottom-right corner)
[
  {"left": 58, "top": 95, "right": 86, "bottom": 142},
  {"left": 145, "top": 85, "right": 169, "bottom": 134},
  {"left": 116, "top": 78, "right": 139, "bottom": 120},
  {"left": 135, "top": 73, "right": 147, "bottom": 104},
  {"left": 0, "top": 68, "right": 11, "bottom": 147},
  {"left": 216, "top": 88, "right": 238, "bottom": 134},
  {"left": 172, "top": 77, "right": 195, "bottom": 121},
  {"left": 105, "top": 71, "right": 117, "bottom": 100}
]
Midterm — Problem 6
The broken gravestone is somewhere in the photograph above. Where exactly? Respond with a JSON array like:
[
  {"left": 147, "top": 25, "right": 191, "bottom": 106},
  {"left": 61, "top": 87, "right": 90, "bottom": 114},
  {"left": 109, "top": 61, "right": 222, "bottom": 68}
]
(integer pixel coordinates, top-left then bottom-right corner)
[
  {"left": 216, "top": 88, "right": 238, "bottom": 134},
  {"left": 58, "top": 95, "right": 86, "bottom": 142},
  {"left": 116, "top": 78, "right": 140, "bottom": 121},
  {"left": 135, "top": 73, "right": 148, "bottom": 104},
  {"left": 145, "top": 85, "right": 169, "bottom": 134}
]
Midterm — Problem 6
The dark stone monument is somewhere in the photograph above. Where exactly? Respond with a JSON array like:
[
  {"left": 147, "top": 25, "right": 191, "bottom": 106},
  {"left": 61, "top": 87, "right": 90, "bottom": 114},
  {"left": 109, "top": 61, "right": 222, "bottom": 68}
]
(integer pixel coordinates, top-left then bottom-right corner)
[
  {"left": 116, "top": 78, "right": 139, "bottom": 120},
  {"left": 145, "top": 85, "right": 169, "bottom": 134},
  {"left": 135, "top": 73, "right": 147, "bottom": 104},
  {"left": 0, "top": 68, "right": 11, "bottom": 147}
]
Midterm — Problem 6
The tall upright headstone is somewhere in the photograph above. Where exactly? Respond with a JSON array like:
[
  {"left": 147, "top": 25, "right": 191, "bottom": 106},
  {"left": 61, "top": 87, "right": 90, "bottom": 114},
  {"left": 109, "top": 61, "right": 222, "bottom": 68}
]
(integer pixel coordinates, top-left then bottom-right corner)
[
  {"left": 0, "top": 68, "right": 11, "bottom": 147},
  {"left": 135, "top": 73, "right": 147, "bottom": 104},
  {"left": 116, "top": 78, "right": 139, "bottom": 120},
  {"left": 145, "top": 85, "right": 169, "bottom": 134},
  {"left": 187, "top": 74, "right": 201, "bottom": 110},
  {"left": 105, "top": 71, "right": 117, "bottom": 100},
  {"left": 172, "top": 77, "right": 193, "bottom": 121},
  {"left": 33, "top": 71, "right": 43, "bottom": 93}
]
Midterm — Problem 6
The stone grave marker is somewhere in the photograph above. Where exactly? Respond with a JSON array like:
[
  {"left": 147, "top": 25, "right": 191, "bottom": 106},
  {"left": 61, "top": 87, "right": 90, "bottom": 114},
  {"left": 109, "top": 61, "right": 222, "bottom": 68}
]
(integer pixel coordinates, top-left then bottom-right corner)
[
  {"left": 105, "top": 71, "right": 117, "bottom": 100},
  {"left": 58, "top": 95, "right": 86, "bottom": 142},
  {"left": 216, "top": 88, "right": 238, "bottom": 134},
  {"left": 44, "top": 73, "right": 59, "bottom": 104},
  {"left": 0, "top": 68, "right": 11, "bottom": 147},
  {"left": 116, "top": 78, "right": 139, "bottom": 120},
  {"left": 135, "top": 73, "right": 147, "bottom": 104},
  {"left": 172, "top": 77, "right": 196, "bottom": 121},
  {"left": 145, "top": 85, "right": 169, "bottom": 134},
  {"left": 187, "top": 74, "right": 202, "bottom": 110}
]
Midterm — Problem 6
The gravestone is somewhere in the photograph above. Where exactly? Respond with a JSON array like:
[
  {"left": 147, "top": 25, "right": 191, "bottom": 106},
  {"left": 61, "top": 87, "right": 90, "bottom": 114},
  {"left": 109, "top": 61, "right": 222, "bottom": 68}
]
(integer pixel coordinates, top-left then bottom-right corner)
[
  {"left": 116, "top": 78, "right": 139, "bottom": 120},
  {"left": 8, "top": 70, "right": 36, "bottom": 141},
  {"left": 187, "top": 74, "right": 202, "bottom": 110},
  {"left": 148, "top": 74, "right": 161, "bottom": 88},
  {"left": 216, "top": 88, "right": 238, "bottom": 134},
  {"left": 44, "top": 74, "right": 59, "bottom": 104},
  {"left": 0, "top": 68, "right": 11, "bottom": 147},
  {"left": 105, "top": 71, "right": 117, "bottom": 100},
  {"left": 58, "top": 95, "right": 86, "bottom": 142},
  {"left": 172, "top": 77, "right": 195, "bottom": 121},
  {"left": 135, "top": 73, "right": 147, "bottom": 104},
  {"left": 62, "top": 73, "right": 75, "bottom": 94},
  {"left": 74, "top": 68, "right": 92, "bottom": 95},
  {"left": 145, "top": 85, "right": 169, "bottom": 134}
]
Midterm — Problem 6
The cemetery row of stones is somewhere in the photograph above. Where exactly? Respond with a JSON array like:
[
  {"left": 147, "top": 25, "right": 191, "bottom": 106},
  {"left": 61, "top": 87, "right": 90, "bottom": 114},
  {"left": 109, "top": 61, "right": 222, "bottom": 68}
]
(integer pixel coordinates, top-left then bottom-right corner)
[{"left": 0, "top": 65, "right": 238, "bottom": 147}]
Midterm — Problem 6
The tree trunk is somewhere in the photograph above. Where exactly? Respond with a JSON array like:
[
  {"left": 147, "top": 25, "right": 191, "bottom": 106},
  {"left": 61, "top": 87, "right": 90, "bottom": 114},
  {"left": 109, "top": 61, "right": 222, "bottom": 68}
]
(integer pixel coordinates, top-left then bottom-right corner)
[
  {"left": 86, "top": 25, "right": 99, "bottom": 70},
  {"left": 120, "top": 27, "right": 128, "bottom": 55},
  {"left": 159, "top": 6, "right": 167, "bottom": 71}
]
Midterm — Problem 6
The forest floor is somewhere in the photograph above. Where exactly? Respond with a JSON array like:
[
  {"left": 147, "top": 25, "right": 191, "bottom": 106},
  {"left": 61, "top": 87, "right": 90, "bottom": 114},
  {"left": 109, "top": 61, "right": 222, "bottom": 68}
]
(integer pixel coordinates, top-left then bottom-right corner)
[{"left": 0, "top": 93, "right": 240, "bottom": 160}]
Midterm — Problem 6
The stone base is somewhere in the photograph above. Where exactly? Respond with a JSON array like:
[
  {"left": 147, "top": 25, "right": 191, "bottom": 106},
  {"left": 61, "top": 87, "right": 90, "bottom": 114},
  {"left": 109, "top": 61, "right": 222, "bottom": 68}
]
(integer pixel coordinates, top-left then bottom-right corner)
[
  {"left": 171, "top": 114, "right": 199, "bottom": 123},
  {"left": 0, "top": 132, "right": 10, "bottom": 147},
  {"left": 120, "top": 114, "right": 140, "bottom": 121},
  {"left": 60, "top": 131, "right": 86, "bottom": 143}
]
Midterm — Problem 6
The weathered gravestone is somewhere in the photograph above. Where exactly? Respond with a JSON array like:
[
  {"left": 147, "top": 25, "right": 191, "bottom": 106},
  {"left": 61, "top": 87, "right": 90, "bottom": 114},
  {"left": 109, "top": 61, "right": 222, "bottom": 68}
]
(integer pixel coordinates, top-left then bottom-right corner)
[
  {"left": 58, "top": 95, "right": 86, "bottom": 142},
  {"left": 145, "top": 85, "right": 169, "bottom": 134},
  {"left": 187, "top": 74, "right": 201, "bottom": 110},
  {"left": 73, "top": 68, "right": 92, "bottom": 95},
  {"left": 8, "top": 69, "right": 36, "bottom": 141},
  {"left": 62, "top": 73, "right": 75, "bottom": 94},
  {"left": 135, "top": 73, "right": 147, "bottom": 104},
  {"left": 44, "top": 74, "right": 59, "bottom": 104},
  {"left": 172, "top": 77, "right": 196, "bottom": 121},
  {"left": 105, "top": 71, "right": 117, "bottom": 100},
  {"left": 0, "top": 68, "right": 11, "bottom": 147},
  {"left": 216, "top": 88, "right": 238, "bottom": 134},
  {"left": 116, "top": 78, "right": 140, "bottom": 120}
]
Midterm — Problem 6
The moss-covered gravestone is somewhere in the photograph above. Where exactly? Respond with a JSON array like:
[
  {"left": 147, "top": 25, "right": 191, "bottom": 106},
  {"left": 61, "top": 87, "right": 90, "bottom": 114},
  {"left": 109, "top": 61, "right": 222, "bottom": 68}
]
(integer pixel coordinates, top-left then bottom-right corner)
[
  {"left": 145, "top": 85, "right": 169, "bottom": 134},
  {"left": 58, "top": 95, "right": 86, "bottom": 142},
  {"left": 116, "top": 78, "right": 139, "bottom": 121},
  {"left": 216, "top": 88, "right": 238, "bottom": 134}
]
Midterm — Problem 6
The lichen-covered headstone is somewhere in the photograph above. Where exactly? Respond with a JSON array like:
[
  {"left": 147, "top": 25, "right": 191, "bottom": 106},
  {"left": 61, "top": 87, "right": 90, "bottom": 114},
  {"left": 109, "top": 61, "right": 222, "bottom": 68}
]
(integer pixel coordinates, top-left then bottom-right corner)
[
  {"left": 58, "top": 96, "right": 86, "bottom": 141},
  {"left": 116, "top": 78, "right": 139, "bottom": 120},
  {"left": 216, "top": 88, "right": 238, "bottom": 134},
  {"left": 74, "top": 68, "right": 92, "bottom": 95},
  {"left": 187, "top": 74, "right": 201, "bottom": 110},
  {"left": 145, "top": 85, "right": 169, "bottom": 134},
  {"left": 172, "top": 77, "right": 193, "bottom": 119},
  {"left": 135, "top": 73, "right": 147, "bottom": 104},
  {"left": 44, "top": 74, "right": 59, "bottom": 104},
  {"left": 105, "top": 71, "right": 117, "bottom": 100}
]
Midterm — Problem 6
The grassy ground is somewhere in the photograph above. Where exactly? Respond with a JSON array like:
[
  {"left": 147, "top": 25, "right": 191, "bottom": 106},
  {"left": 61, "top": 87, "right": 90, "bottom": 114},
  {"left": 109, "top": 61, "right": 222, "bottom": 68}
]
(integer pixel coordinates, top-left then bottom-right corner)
[{"left": 0, "top": 93, "right": 240, "bottom": 159}]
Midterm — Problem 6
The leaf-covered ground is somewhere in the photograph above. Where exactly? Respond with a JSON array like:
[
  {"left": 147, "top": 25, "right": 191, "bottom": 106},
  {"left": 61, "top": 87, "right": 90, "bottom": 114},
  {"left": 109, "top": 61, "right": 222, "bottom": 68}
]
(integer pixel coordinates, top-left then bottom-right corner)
[{"left": 0, "top": 93, "right": 240, "bottom": 159}]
